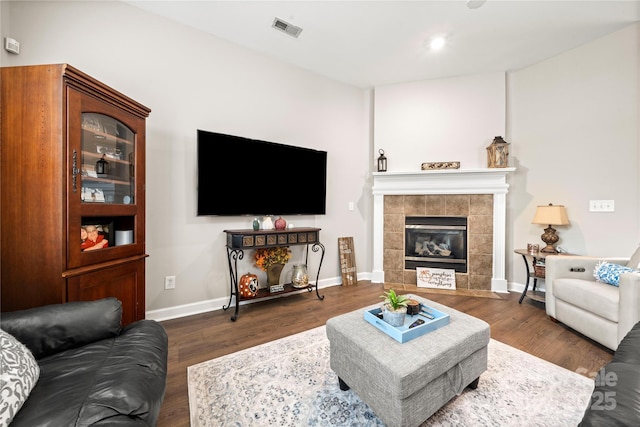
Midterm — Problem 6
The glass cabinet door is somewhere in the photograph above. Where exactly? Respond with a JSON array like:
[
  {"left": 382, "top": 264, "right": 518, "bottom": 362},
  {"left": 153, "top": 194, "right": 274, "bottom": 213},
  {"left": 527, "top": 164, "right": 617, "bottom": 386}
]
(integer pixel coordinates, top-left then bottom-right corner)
[
  {"left": 67, "top": 87, "right": 146, "bottom": 268},
  {"left": 81, "top": 113, "right": 135, "bottom": 205}
]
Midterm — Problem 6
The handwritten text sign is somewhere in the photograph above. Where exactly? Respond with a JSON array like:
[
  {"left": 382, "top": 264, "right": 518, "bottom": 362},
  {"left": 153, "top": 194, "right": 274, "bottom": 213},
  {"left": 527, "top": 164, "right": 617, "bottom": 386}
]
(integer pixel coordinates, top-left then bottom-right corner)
[
  {"left": 338, "top": 237, "right": 357, "bottom": 286},
  {"left": 416, "top": 267, "right": 456, "bottom": 290}
]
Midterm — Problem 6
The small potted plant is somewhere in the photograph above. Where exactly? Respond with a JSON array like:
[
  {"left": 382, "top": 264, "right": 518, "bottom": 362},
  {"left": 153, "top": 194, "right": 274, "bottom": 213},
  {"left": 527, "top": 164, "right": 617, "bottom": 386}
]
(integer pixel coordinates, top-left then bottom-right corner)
[{"left": 380, "top": 289, "right": 409, "bottom": 327}]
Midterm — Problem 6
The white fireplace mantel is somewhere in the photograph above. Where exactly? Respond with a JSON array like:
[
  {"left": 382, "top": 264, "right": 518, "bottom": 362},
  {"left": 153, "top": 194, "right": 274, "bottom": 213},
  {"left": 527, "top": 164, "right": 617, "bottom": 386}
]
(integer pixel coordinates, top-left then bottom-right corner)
[{"left": 372, "top": 168, "right": 515, "bottom": 293}]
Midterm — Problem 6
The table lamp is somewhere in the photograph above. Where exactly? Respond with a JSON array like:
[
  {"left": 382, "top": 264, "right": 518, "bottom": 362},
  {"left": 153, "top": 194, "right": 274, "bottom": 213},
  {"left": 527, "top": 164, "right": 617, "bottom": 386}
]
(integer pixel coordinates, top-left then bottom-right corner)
[{"left": 532, "top": 203, "right": 570, "bottom": 253}]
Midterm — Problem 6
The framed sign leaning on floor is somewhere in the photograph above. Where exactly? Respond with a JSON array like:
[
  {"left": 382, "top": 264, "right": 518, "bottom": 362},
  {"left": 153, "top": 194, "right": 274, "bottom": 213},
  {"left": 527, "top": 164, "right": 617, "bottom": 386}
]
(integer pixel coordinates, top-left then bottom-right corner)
[{"left": 417, "top": 267, "right": 456, "bottom": 290}]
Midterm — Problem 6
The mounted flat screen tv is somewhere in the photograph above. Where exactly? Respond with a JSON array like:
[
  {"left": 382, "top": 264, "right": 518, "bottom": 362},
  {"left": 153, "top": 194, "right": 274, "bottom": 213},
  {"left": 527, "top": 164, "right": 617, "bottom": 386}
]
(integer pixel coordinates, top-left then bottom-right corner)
[{"left": 197, "top": 129, "right": 327, "bottom": 216}]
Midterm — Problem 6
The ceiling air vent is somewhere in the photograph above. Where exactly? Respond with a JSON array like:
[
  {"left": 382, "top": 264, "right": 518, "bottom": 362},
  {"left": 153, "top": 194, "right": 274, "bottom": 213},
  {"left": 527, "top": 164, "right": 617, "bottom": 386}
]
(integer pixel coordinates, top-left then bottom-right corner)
[{"left": 272, "top": 17, "right": 303, "bottom": 38}]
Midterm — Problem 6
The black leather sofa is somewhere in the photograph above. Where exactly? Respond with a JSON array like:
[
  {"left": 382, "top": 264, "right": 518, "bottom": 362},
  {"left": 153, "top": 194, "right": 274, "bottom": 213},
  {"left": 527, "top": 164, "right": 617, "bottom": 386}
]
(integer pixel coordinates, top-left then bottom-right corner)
[
  {"left": 580, "top": 321, "right": 640, "bottom": 426},
  {"left": 1, "top": 298, "right": 168, "bottom": 426}
]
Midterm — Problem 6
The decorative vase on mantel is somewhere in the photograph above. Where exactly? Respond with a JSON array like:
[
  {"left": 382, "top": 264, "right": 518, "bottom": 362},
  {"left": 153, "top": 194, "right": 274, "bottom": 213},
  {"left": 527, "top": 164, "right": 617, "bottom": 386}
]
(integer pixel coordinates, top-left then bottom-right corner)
[{"left": 267, "top": 263, "right": 285, "bottom": 287}]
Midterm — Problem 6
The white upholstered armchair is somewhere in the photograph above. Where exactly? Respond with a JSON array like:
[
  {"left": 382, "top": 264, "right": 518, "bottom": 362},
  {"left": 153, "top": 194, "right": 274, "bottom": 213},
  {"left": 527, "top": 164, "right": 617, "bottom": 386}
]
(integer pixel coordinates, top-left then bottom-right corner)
[{"left": 545, "top": 252, "right": 640, "bottom": 350}]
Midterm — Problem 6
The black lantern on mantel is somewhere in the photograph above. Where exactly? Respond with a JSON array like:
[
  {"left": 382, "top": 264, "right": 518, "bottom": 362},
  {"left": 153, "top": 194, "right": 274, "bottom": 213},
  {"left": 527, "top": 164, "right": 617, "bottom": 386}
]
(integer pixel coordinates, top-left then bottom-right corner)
[
  {"left": 96, "top": 154, "right": 109, "bottom": 175},
  {"left": 377, "top": 149, "right": 387, "bottom": 172},
  {"left": 486, "top": 136, "right": 510, "bottom": 168}
]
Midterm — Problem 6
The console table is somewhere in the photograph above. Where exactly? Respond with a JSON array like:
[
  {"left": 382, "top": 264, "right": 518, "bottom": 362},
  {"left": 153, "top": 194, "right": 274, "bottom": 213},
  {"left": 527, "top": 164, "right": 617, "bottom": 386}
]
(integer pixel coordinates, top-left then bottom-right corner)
[{"left": 223, "top": 227, "right": 325, "bottom": 321}]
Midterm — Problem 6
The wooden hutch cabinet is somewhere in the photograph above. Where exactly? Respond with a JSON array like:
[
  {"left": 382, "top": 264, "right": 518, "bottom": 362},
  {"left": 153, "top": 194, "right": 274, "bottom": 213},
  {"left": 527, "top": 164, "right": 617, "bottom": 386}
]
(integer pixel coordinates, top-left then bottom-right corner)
[{"left": 1, "top": 64, "right": 150, "bottom": 325}]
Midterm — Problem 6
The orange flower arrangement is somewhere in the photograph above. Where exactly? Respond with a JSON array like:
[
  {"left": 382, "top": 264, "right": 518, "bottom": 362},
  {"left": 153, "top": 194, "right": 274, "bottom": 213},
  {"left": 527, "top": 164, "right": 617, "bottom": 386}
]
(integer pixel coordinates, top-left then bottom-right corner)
[{"left": 254, "top": 246, "right": 291, "bottom": 271}]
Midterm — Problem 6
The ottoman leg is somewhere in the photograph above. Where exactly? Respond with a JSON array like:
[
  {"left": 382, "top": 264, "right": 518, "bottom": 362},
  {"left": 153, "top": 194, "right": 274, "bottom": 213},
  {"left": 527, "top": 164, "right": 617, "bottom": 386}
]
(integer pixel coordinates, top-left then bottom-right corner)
[
  {"left": 338, "top": 377, "right": 350, "bottom": 391},
  {"left": 467, "top": 377, "right": 480, "bottom": 390}
]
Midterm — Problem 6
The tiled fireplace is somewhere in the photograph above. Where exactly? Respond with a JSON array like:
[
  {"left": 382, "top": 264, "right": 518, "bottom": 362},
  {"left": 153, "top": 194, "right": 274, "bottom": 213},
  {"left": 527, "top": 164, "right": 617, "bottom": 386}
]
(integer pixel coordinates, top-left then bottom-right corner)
[{"left": 372, "top": 168, "right": 514, "bottom": 293}]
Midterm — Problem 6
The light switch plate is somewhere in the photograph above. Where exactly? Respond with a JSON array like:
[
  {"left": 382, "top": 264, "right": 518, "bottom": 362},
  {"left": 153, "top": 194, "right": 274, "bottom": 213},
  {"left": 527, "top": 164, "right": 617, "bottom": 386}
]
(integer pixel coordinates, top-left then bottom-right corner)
[{"left": 589, "top": 200, "right": 615, "bottom": 212}]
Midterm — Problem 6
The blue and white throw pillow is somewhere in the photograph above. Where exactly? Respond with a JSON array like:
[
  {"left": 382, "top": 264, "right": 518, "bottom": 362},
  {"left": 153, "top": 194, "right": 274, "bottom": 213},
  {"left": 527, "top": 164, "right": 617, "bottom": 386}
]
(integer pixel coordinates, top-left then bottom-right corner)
[
  {"left": 593, "top": 261, "right": 638, "bottom": 286},
  {"left": 0, "top": 329, "right": 40, "bottom": 426}
]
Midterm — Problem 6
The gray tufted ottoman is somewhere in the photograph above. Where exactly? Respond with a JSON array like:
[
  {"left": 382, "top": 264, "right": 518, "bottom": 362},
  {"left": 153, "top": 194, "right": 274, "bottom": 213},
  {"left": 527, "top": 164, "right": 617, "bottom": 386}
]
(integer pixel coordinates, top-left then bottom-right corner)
[{"left": 326, "top": 295, "right": 490, "bottom": 427}]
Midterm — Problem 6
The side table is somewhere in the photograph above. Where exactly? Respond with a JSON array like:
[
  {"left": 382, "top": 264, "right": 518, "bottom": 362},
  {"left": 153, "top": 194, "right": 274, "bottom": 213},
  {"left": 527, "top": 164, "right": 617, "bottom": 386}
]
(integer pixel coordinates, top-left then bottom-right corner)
[{"left": 514, "top": 249, "right": 570, "bottom": 304}]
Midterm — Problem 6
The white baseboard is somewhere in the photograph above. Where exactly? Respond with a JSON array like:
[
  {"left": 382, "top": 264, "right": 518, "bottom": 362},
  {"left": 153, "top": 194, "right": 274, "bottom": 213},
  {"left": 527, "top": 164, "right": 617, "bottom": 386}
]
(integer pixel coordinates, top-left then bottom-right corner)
[
  {"left": 146, "top": 273, "right": 373, "bottom": 322},
  {"left": 146, "top": 273, "right": 530, "bottom": 322},
  {"left": 508, "top": 281, "right": 546, "bottom": 294}
]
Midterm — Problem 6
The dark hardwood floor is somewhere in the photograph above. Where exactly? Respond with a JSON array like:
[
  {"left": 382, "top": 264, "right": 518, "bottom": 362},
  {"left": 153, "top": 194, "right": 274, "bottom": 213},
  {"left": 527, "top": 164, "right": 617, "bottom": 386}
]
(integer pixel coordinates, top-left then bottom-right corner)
[{"left": 156, "top": 282, "right": 613, "bottom": 427}]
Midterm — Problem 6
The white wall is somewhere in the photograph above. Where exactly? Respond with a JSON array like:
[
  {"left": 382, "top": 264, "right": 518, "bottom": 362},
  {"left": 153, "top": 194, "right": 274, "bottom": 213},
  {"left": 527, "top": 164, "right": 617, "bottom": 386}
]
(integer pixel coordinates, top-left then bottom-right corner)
[
  {"left": 374, "top": 72, "right": 506, "bottom": 170},
  {"left": 1, "top": 1, "right": 371, "bottom": 317},
  {"left": 507, "top": 23, "right": 640, "bottom": 289}
]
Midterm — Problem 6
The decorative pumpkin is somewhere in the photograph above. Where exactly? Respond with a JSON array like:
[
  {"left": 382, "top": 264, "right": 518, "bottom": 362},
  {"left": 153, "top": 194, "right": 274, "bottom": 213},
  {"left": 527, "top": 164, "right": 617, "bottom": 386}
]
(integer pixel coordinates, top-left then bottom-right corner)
[
  {"left": 274, "top": 216, "right": 287, "bottom": 230},
  {"left": 239, "top": 273, "right": 259, "bottom": 298},
  {"left": 261, "top": 216, "right": 273, "bottom": 230}
]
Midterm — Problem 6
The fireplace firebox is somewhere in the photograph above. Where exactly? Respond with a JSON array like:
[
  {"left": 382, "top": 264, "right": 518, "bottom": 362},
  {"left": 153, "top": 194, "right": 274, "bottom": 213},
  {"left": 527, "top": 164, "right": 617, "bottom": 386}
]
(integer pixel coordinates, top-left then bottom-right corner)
[{"left": 405, "top": 216, "right": 467, "bottom": 273}]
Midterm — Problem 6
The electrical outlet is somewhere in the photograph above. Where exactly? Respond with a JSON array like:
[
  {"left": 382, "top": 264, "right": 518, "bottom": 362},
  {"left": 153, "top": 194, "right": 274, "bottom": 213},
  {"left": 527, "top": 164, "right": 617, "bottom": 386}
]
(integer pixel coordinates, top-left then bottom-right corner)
[
  {"left": 164, "top": 276, "right": 176, "bottom": 290},
  {"left": 589, "top": 200, "right": 615, "bottom": 212}
]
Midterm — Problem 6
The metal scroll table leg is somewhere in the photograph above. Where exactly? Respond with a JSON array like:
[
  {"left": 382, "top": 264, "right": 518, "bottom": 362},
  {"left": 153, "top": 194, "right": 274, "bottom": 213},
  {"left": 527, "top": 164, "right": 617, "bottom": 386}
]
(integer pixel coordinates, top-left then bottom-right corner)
[
  {"left": 518, "top": 254, "right": 530, "bottom": 304},
  {"left": 311, "top": 242, "right": 325, "bottom": 300},
  {"left": 224, "top": 248, "right": 243, "bottom": 321}
]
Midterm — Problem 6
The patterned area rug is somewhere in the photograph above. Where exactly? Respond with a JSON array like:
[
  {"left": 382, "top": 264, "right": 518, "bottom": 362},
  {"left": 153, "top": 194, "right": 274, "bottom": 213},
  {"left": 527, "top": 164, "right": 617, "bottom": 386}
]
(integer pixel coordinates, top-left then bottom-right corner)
[{"left": 188, "top": 326, "right": 593, "bottom": 426}]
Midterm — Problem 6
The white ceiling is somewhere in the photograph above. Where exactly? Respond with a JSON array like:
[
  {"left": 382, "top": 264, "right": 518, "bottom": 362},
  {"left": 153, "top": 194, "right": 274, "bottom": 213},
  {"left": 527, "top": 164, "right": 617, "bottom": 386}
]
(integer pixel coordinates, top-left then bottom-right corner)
[{"left": 126, "top": 0, "right": 640, "bottom": 88}]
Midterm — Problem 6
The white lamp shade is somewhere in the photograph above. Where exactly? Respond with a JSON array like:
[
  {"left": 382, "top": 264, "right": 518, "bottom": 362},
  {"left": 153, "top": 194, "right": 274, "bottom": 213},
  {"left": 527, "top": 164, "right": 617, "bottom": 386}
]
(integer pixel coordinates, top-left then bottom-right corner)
[{"left": 532, "top": 204, "right": 570, "bottom": 226}]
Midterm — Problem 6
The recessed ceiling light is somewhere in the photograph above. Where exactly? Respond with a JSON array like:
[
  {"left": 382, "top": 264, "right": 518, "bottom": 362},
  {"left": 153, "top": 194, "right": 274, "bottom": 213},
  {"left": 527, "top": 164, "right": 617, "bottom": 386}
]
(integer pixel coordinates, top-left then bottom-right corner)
[{"left": 430, "top": 37, "right": 446, "bottom": 50}]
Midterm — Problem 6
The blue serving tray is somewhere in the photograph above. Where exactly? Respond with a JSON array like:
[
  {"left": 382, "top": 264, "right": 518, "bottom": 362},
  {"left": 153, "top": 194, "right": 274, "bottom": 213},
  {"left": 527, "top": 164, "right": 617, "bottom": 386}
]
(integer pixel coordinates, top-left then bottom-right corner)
[{"left": 364, "top": 302, "right": 450, "bottom": 343}]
